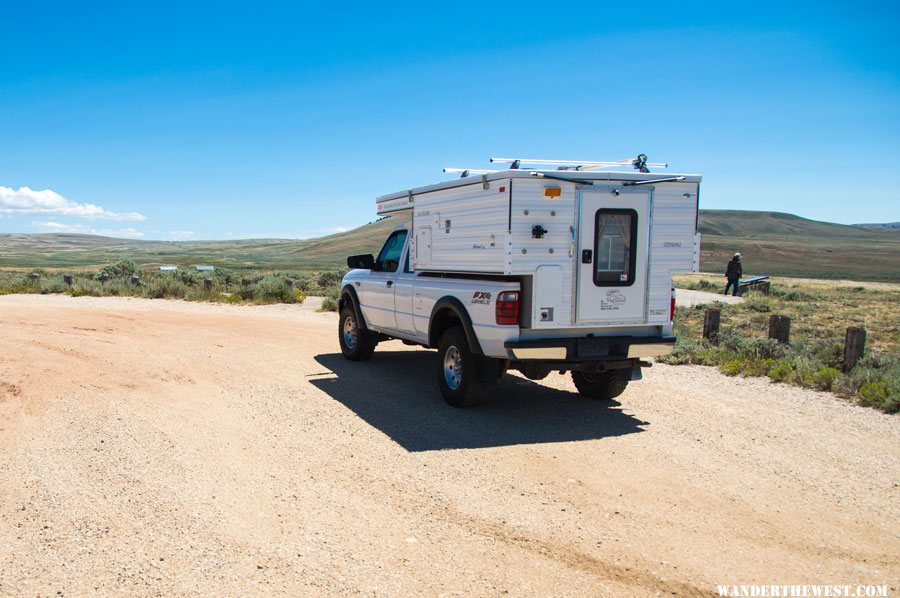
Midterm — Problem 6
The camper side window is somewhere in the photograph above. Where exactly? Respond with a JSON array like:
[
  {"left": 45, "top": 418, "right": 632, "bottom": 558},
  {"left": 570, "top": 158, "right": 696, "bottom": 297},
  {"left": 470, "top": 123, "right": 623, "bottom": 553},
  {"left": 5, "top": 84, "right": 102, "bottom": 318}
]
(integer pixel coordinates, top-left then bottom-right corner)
[
  {"left": 375, "top": 230, "right": 408, "bottom": 272},
  {"left": 593, "top": 209, "right": 637, "bottom": 287}
]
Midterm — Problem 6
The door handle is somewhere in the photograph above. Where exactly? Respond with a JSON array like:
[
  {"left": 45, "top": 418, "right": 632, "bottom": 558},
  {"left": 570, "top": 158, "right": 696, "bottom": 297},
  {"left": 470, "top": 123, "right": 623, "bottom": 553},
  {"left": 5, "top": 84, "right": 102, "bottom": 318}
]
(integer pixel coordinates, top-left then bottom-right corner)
[{"left": 386, "top": 281, "right": 393, "bottom": 287}]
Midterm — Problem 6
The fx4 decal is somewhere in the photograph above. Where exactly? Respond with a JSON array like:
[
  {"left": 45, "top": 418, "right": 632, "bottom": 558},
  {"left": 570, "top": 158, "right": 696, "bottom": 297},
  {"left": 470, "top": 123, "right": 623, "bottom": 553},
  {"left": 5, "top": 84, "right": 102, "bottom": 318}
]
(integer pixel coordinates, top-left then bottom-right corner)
[{"left": 471, "top": 291, "right": 492, "bottom": 305}]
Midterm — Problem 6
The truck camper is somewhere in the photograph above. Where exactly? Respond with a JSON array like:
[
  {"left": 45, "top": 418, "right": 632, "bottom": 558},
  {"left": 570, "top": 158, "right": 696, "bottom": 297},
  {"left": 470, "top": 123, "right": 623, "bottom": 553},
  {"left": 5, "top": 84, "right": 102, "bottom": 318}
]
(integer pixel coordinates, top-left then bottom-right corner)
[{"left": 339, "top": 156, "right": 701, "bottom": 407}]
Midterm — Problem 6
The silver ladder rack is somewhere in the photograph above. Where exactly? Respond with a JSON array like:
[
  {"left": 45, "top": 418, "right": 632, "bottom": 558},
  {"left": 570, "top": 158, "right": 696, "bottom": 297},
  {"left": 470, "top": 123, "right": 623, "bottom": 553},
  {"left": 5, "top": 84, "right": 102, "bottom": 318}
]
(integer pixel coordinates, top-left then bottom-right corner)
[{"left": 443, "top": 154, "right": 666, "bottom": 177}]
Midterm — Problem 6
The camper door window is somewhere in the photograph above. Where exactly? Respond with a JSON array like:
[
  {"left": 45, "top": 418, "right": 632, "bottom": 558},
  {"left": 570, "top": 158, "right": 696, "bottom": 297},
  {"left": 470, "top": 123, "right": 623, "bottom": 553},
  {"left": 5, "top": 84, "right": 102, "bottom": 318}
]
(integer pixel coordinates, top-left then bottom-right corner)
[
  {"left": 593, "top": 209, "right": 637, "bottom": 287},
  {"left": 375, "top": 230, "right": 408, "bottom": 272}
]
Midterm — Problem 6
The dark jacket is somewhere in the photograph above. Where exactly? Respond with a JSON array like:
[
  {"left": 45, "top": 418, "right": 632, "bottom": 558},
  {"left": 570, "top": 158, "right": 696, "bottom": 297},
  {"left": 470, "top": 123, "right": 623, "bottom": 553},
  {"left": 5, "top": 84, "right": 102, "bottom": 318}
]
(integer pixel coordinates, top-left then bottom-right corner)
[{"left": 725, "top": 258, "right": 742, "bottom": 279}]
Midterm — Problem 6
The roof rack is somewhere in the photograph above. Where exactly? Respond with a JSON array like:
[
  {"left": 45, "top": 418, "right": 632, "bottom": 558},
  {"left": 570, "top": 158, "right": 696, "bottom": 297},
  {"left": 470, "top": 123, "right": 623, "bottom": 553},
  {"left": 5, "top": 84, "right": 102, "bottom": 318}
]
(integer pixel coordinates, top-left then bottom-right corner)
[
  {"left": 442, "top": 168, "right": 498, "bottom": 178},
  {"left": 443, "top": 154, "right": 666, "bottom": 178},
  {"left": 491, "top": 154, "right": 666, "bottom": 172}
]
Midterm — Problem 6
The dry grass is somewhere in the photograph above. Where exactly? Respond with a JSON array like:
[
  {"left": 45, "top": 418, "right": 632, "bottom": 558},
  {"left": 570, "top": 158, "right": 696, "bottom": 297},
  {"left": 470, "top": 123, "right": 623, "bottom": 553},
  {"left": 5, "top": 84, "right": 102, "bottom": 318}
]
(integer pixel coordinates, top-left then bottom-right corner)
[
  {"left": 676, "top": 273, "right": 900, "bottom": 353},
  {"left": 0, "top": 262, "right": 334, "bottom": 306},
  {"left": 669, "top": 274, "right": 900, "bottom": 412}
]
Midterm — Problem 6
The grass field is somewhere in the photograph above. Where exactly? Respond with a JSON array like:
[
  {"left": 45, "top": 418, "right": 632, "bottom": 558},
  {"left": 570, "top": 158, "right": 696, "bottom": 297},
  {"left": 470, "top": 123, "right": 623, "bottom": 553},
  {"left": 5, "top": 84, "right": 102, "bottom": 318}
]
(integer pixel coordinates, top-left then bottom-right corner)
[
  {"left": 669, "top": 273, "right": 900, "bottom": 412},
  {"left": 0, "top": 260, "right": 347, "bottom": 307}
]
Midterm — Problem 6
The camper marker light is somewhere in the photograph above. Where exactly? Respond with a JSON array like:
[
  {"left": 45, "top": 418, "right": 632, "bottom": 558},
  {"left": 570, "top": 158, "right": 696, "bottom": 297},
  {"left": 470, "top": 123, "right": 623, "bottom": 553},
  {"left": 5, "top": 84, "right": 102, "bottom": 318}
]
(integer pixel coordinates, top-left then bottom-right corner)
[
  {"left": 670, "top": 286, "right": 676, "bottom": 322},
  {"left": 544, "top": 187, "right": 562, "bottom": 198}
]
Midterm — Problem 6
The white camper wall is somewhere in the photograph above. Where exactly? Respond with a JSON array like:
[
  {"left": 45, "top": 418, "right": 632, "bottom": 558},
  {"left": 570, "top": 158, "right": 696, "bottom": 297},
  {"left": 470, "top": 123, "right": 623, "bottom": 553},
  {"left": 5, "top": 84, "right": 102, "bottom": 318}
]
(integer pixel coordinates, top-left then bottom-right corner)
[
  {"left": 403, "top": 172, "right": 700, "bottom": 329},
  {"left": 410, "top": 179, "right": 510, "bottom": 273},
  {"left": 508, "top": 177, "right": 578, "bottom": 327},
  {"left": 506, "top": 178, "right": 698, "bottom": 329},
  {"left": 646, "top": 181, "right": 700, "bottom": 324}
]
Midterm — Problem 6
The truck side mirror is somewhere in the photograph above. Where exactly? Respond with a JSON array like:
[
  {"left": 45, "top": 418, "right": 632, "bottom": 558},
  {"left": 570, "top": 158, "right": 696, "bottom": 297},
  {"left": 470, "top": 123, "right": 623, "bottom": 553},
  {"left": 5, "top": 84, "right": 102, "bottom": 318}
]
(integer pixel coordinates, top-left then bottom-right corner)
[{"left": 347, "top": 254, "right": 375, "bottom": 269}]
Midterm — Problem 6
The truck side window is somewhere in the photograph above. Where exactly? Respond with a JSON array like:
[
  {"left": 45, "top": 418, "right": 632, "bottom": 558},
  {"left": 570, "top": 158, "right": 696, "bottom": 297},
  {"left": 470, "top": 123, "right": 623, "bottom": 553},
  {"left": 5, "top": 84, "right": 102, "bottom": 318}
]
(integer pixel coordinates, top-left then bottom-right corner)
[
  {"left": 375, "top": 230, "right": 408, "bottom": 272},
  {"left": 593, "top": 209, "right": 637, "bottom": 287}
]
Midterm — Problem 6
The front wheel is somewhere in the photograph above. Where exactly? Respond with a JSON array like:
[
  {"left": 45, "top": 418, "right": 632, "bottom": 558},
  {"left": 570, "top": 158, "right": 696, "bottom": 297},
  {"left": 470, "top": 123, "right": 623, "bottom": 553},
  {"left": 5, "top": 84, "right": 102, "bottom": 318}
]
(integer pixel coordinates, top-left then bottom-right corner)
[
  {"left": 571, "top": 370, "right": 629, "bottom": 400},
  {"left": 436, "top": 326, "right": 486, "bottom": 408},
  {"left": 338, "top": 305, "right": 376, "bottom": 361}
]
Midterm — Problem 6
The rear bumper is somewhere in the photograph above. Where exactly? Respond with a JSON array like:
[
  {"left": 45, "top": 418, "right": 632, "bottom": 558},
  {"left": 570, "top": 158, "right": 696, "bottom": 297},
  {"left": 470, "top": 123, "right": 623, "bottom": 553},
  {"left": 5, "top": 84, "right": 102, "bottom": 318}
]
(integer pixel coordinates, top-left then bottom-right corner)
[{"left": 505, "top": 335, "right": 675, "bottom": 362}]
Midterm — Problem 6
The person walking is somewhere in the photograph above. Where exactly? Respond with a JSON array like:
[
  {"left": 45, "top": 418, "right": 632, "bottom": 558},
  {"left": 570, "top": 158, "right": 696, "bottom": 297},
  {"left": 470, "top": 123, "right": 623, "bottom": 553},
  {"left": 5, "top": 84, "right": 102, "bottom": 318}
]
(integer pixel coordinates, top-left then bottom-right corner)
[{"left": 724, "top": 253, "right": 743, "bottom": 296}]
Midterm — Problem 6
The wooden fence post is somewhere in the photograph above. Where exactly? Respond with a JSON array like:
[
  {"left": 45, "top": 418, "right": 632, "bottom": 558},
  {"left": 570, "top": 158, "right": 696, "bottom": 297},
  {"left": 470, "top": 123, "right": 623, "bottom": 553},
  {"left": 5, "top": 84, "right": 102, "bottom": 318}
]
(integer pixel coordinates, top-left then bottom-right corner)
[
  {"left": 768, "top": 314, "right": 791, "bottom": 344},
  {"left": 63, "top": 275, "right": 73, "bottom": 287},
  {"left": 843, "top": 327, "right": 866, "bottom": 371},
  {"left": 703, "top": 308, "right": 721, "bottom": 344}
]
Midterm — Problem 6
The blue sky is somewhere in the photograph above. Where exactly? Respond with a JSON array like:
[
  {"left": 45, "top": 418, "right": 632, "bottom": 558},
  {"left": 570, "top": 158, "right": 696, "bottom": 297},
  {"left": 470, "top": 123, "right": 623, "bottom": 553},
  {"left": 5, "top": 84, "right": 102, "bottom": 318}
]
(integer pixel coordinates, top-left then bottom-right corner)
[{"left": 1, "top": 1, "right": 898, "bottom": 240}]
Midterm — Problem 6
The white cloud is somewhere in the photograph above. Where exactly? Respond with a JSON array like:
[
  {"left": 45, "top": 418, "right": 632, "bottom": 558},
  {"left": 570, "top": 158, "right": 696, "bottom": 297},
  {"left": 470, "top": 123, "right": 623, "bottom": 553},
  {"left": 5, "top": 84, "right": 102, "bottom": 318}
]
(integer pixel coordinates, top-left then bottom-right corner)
[
  {"left": 29, "top": 221, "right": 145, "bottom": 238},
  {"left": 167, "top": 230, "right": 195, "bottom": 240},
  {"left": 1, "top": 186, "right": 145, "bottom": 221}
]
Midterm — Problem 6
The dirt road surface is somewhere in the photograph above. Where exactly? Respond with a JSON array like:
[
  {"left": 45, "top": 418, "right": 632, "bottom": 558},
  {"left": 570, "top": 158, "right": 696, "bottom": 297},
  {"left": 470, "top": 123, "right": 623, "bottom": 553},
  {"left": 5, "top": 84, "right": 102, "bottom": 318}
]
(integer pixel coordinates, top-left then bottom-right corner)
[
  {"left": 674, "top": 288, "right": 744, "bottom": 308},
  {"left": 1, "top": 295, "right": 897, "bottom": 596}
]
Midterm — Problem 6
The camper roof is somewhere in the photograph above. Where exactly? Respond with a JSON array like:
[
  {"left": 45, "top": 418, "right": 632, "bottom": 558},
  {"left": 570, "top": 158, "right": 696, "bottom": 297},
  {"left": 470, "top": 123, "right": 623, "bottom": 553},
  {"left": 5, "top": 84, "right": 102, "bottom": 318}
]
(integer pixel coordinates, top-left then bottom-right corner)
[{"left": 376, "top": 169, "right": 702, "bottom": 214}]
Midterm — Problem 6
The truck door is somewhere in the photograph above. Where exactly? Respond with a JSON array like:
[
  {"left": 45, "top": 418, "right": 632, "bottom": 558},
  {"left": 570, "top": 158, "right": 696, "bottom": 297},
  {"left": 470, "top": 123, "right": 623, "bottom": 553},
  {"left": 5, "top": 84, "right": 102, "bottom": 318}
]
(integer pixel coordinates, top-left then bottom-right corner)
[
  {"left": 392, "top": 250, "right": 417, "bottom": 336},
  {"left": 576, "top": 186, "right": 650, "bottom": 324},
  {"left": 358, "top": 229, "right": 407, "bottom": 330}
]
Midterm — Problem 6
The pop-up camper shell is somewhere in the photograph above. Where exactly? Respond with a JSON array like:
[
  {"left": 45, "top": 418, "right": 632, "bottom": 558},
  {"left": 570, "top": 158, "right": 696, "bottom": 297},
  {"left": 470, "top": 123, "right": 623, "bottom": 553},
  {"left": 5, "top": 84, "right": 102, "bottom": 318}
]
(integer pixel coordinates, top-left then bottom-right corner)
[{"left": 376, "top": 167, "right": 701, "bottom": 331}]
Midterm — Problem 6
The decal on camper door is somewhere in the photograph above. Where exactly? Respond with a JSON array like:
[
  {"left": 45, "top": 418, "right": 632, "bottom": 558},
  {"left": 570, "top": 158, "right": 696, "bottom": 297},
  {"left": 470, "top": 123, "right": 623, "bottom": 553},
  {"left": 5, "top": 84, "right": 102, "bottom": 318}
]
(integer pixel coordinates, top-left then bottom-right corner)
[{"left": 599, "top": 290, "right": 627, "bottom": 311}]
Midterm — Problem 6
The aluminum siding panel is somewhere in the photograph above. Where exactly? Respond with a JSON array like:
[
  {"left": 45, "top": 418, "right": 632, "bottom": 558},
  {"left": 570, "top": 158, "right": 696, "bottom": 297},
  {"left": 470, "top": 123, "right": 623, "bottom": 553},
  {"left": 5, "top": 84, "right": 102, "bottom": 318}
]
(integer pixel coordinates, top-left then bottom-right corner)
[
  {"left": 646, "top": 182, "right": 699, "bottom": 324},
  {"left": 411, "top": 180, "right": 510, "bottom": 273},
  {"left": 508, "top": 178, "right": 578, "bottom": 327}
]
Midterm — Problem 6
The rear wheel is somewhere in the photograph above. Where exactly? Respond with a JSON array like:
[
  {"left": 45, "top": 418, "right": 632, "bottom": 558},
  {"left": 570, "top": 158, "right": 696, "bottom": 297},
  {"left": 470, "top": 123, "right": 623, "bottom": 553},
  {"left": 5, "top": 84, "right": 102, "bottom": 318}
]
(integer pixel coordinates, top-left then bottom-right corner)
[
  {"left": 338, "top": 304, "right": 376, "bottom": 361},
  {"left": 437, "top": 326, "right": 486, "bottom": 408},
  {"left": 571, "top": 370, "right": 629, "bottom": 400}
]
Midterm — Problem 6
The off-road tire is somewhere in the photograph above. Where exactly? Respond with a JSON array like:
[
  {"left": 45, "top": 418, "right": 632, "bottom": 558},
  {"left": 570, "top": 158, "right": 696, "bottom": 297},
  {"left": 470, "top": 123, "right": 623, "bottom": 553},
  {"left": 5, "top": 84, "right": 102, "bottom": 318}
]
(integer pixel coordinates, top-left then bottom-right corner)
[
  {"left": 571, "top": 370, "right": 629, "bottom": 400},
  {"left": 338, "top": 305, "right": 376, "bottom": 361},
  {"left": 436, "top": 326, "right": 486, "bottom": 408}
]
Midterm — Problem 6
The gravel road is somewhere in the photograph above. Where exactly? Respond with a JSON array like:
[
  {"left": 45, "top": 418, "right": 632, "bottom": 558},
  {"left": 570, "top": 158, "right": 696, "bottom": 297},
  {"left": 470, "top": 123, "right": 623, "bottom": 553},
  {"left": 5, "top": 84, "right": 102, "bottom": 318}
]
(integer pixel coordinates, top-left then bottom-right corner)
[
  {"left": 1, "top": 295, "right": 897, "bottom": 596},
  {"left": 674, "top": 288, "right": 744, "bottom": 307}
]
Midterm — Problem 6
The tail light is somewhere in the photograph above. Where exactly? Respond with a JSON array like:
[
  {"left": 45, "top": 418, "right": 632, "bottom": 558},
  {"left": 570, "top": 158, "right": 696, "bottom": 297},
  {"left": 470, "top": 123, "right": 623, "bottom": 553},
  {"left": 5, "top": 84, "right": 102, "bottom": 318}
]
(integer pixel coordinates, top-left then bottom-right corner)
[
  {"left": 670, "top": 286, "right": 676, "bottom": 322},
  {"left": 495, "top": 291, "right": 520, "bottom": 326}
]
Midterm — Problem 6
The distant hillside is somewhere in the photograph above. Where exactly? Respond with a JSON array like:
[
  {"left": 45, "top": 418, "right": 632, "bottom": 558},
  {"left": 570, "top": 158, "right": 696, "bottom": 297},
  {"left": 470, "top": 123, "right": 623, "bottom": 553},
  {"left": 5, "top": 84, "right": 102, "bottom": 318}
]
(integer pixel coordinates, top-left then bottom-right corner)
[
  {"left": 0, "top": 216, "right": 408, "bottom": 270},
  {"left": 698, "top": 210, "right": 899, "bottom": 281},
  {"left": 1, "top": 210, "right": 897, "bottom": 281},
  {"left": 700, "top": 210, "right": 886, "bottom": 239},
  {"left": 853, "top": 222, "right": 900, "bottom": 230}
]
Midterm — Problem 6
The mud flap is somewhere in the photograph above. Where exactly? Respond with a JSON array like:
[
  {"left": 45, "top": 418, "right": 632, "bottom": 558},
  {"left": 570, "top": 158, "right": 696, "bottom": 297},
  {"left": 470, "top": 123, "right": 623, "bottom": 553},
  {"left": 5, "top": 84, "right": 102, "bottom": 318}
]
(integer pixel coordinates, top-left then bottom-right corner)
[
  {"left": 476, "top": 356, "right": 508, "bottom": 386},
  {"left": 627, "top": 366, "right": 643, "bottom": 381}
]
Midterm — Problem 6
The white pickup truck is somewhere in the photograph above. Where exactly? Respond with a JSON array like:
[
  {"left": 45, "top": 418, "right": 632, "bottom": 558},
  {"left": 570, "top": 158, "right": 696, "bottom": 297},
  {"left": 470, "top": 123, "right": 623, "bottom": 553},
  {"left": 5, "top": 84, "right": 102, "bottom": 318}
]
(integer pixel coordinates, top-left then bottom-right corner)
[{"left": 338, "top": 161, "right": 701, "bottom": 407}]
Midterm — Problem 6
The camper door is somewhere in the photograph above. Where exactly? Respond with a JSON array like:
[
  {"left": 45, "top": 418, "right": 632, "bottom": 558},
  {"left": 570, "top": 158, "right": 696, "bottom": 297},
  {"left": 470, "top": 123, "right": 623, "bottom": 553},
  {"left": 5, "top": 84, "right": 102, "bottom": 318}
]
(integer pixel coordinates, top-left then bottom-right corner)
[{"left": 576, "top": 186, "right": 650, "bottom": 324}]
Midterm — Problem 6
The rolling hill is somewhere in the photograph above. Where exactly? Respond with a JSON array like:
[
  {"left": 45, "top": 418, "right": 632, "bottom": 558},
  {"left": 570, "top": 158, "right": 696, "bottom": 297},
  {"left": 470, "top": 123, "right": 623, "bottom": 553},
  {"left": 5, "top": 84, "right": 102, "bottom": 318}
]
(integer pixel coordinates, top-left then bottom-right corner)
[
  {"left": 697, "top": 210, "right": 899, "bottom": 281},
  {"left": 0, "top": 216, "right": 409, "bottom": 271},
  {"left": 853, "top": 222, "right": 900, "bottom": 230},
  {"left": 1, "top": 210, "right": 897, "bottom": 281}
]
